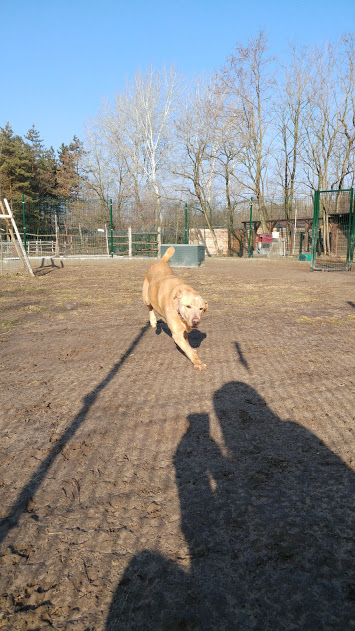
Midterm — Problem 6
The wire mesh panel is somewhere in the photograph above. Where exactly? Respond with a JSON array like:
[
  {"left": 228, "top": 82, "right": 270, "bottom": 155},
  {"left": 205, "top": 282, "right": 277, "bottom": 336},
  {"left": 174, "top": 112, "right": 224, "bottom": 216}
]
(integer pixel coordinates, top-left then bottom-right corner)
[
  {"left": 4, "top": 198, "right": 159, "bottom": 257},
  {"left": 111, "top": 229, "right": 158, "bottom": 257},
  {"left": 4, "top": 194, "right": 353, "bottom": 262},
  {"left": 311, "top": 189, "right": 354, "bottom": 271},
  {"left": 131, "top": 229, "right": 158, "bottom": 257}
]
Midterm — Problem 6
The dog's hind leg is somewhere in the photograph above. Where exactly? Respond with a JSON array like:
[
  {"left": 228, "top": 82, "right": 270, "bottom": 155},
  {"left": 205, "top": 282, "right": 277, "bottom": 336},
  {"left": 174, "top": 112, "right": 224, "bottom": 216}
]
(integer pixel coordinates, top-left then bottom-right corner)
[
  {"left": 142, "top": 278, "right": 157, "bottom": 328},
  {"left": 142, "top": 277, "right": 150, "bottom": 305}
]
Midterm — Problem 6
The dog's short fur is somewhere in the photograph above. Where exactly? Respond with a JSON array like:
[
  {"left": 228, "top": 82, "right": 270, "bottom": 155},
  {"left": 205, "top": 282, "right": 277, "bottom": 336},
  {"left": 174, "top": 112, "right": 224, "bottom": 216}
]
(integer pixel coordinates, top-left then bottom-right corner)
[{"left": 142, "top": 246, "right": 208, "bottom": 370}]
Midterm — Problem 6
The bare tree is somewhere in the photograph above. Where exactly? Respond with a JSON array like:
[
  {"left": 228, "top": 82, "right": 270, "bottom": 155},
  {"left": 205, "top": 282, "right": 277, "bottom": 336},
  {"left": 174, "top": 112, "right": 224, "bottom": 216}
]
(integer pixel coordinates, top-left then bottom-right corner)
[
  {"left": 301, "top": 38, "right": 354, "bottom": 190},
  {"left": 84, "top": 107, "right": 132, "bottom": 226},
  {"left": 299, "top": 37, "right": 355, "bottom": 253},
  {"left": 213, "top": 104, "right": 244, "bottom": 253},
  {"left": 97, "top": 93, "right": 152, "bottom": 223},
  {"left": 115, "top": 66, "right": 182, "bottom": 225},
  {"left": 84, "top": 67, "right": 182, "bottom": 227},
  {"left": 302, "top": 45, "right": 338, "bottom": 192},
  {"left": 174, "top": 79, "right": 223, "bottom": 253},
  {"left": 81, "top": 32, "right": 354, "bottom": 246},
  {"left": 220, "top": 32, "right": 276, "bottom": 231},
  {"left": 275, "top": 44, "right": 309, "bottom": 220},
  {"left": 332, "top": 34, "right": 355, "bottom": 191}
]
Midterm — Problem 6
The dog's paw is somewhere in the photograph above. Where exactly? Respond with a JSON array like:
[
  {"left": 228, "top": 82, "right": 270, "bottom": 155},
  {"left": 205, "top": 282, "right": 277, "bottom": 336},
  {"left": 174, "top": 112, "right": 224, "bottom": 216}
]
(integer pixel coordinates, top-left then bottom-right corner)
[{"left": 194, "top": 362, "right": 207, "bottom": 371}]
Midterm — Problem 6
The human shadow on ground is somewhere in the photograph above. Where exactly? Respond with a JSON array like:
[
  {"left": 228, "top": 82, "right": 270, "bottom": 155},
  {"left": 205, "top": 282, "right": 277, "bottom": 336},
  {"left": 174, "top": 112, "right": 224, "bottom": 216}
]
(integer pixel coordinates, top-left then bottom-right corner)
[
  {"left": 0, "top": 323, "right": 150, "bottom": 546},
  {"left": 156, "top": 319, "right": 207, "bottom": 350},
  {"left": 106, "top": 381, "right": 354, "bottom": 630}
]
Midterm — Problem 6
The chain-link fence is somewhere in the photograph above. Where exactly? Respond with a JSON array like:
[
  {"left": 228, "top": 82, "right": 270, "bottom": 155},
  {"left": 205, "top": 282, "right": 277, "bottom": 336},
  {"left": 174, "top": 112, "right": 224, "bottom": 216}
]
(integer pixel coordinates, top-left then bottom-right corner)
[
  {"left": 2, "top": 193, "right": 353, "bottom": 264},
  {"left": 1, "top": 198, "right": 159, "bottom": 258},
  {"left": 310, "top": 189, "right": 354, "bottom": 271},
  {"left": 166, "top": 195, "right": 316, "bottom": 257}
]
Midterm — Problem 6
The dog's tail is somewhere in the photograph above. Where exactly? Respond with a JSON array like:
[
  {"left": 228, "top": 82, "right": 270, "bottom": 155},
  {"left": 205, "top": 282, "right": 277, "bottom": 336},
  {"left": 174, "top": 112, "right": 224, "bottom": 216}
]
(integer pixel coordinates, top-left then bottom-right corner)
[{"left": 161, "top": 246, "right": 175, "bottom": 262}]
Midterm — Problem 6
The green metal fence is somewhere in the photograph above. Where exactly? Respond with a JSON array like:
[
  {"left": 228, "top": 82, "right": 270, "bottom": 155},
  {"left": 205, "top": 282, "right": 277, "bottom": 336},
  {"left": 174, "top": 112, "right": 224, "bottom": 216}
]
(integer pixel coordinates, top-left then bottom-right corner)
[
  {"left": 2, "top": 193, "right": 354, "bottom": 265},
  {"left": 311, "top": 189, "right": 354, "bottom": 271},
  {"left": 111, "top": 228, "right": 159, "bottom": 257},
  {"left": 2, "top": 198, "right": 159, "bottom": 257}
]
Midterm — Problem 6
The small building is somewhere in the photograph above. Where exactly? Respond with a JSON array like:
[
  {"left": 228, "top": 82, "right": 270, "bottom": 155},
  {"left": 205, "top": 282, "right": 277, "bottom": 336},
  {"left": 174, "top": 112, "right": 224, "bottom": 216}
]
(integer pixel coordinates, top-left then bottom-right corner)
[{"left": 189, "top": 228, "right": 229, "bottom": 256}]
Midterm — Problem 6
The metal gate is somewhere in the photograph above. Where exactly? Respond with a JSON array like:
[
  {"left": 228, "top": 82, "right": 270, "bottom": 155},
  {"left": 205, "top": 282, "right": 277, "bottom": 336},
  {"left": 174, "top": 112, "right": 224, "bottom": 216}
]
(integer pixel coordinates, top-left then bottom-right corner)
[{"left": 311, "top": 189, "right": 354, "bottom": 271}]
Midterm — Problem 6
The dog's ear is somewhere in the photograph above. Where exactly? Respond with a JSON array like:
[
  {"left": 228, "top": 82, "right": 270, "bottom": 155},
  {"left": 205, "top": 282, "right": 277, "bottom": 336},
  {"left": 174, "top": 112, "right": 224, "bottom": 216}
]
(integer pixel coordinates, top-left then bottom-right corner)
[
  {"left": 204, "top": 301, "right": 208, "bottom": 312},
  {"left": 173, "top": 289, "right": 183, "bottom": 300}
]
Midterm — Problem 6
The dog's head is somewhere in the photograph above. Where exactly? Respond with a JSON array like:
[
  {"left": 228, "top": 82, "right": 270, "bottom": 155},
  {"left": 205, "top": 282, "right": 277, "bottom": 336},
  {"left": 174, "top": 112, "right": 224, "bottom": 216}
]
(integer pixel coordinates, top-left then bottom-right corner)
[{"left": 174, "top": 289, "right": 208, "bottom": 328}]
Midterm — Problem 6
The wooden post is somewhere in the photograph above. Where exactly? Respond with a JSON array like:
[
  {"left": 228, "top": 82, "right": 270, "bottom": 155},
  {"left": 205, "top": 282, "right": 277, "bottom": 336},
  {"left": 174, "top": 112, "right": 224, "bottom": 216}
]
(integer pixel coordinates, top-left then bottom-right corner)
[
  {"left": 105, "top": 224, "right": 109, "bottom": 256},
  {"left": 157, "top": 226, "right": 161, "bottom": 258},
  {"left": 128, "top": 226, "right": 132, "bottom": 258},
  {"left": 0, "top": 201, "right": 22, "bottom": 262},
  {"left": 292, "top": 205, "right": 297, "bottom": 254},
  {"left": 54, "top": 213, "right": 59, "bottom": 256},
  {"left": 1, "top": 200, "right": 34, "bottom": 276}
]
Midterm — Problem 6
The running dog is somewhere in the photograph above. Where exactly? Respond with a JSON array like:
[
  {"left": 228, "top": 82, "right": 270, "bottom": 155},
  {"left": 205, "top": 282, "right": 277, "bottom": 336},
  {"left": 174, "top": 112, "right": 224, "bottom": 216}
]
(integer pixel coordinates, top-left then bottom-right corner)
[{"left": 142, "top": 247, "right": 208, "bottom": 370}]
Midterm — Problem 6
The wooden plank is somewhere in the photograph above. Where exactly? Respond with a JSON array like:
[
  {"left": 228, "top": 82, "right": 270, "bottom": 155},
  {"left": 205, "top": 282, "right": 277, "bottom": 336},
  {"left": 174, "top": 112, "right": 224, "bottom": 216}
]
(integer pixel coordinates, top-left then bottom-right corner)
[
  {"left": 0, "top": 200, "right": 24, "bottom": 265},
  {"left": 2, "top": 199, "right": 34, "bottom": 276}
]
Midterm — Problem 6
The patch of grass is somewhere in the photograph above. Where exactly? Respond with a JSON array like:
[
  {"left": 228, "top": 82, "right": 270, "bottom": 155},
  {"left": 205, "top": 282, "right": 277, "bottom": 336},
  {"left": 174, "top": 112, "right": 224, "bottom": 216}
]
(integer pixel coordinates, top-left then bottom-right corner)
[
  {"left": 0, "top": 318, "right": 19, "bottom": 330},
  {"left": 296, "top": 314, "right": 355, "bottom": 327},
  {"left": 22, "top": 305, "right": 44, "bottom": 312}
]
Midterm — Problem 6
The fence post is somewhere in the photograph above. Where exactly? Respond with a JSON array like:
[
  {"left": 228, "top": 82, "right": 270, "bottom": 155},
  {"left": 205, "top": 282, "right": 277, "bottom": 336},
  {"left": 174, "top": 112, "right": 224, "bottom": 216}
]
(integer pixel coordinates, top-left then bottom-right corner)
[
  {"left": 248, "top": 197, "right": 253, "bottom": 258},
  {"left": 128, "top": 226, "right": 132, "bottom": 258},
  {"left": 157, "top": 226, "right": 161, "bottom": 257},
  {"left": 54, "top": 214, "right": 59, "bottom": 255},
  {"left": 310, "top": 191, "right": 319, "bottom": 269},
  {"left": 347, "top": 187, "right": 354, "bottom": 269},
  {"left": 22, "top": 194, "right": 27, "bottom": 251},
  {"left": 292, "top": 204, "right": 298, "bottom": 255},
  {"left": 110, "top": 199, "right": 114, "bottom": 257},
  {"left": 105, "top": 224, "right": 109, "bottom": 256},
  {"left": 185, "top": 203, "right": 188, "bottom": 244}
]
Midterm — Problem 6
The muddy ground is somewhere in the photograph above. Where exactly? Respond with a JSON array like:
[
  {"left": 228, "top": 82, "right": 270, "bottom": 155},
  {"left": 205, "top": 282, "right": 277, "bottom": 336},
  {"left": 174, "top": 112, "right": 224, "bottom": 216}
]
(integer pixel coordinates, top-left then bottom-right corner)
[{"left": 0, "top": 257, "right": 354, "bottom": 631}]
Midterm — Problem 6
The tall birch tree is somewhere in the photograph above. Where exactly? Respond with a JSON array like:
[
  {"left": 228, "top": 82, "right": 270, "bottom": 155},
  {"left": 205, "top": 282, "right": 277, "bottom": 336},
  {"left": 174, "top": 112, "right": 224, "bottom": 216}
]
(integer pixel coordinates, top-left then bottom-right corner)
[
  {"left": 175, "top": 80, "right": 223, "bottom": 252},
  {"left": 276, "top": 45, "right": 309, "bottom": 219},
  {"left": 220, "top": 32, "right": 276, "bottom": 231},
  {"left": 115, "top": 66, "right": 182, "bottom": 225}
]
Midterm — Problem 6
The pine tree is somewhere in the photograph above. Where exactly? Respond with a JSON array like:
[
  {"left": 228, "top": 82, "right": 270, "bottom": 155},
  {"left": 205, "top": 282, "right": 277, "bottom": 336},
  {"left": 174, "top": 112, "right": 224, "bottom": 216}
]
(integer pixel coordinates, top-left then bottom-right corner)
[
  {"left": 0, "top": 125, "right": 85, "bottom": 218},
  {"left": 0, "top": 123, "right": 32, "bottom": 205},
  {"left": 38, "top": 147, "right": 57, "bottom": 198},
  {"left": 25, "top": 125, "right": 56, "bottom": 199},
  {"left": 0, "top": 123, "right": 16, "bottom": 199},
  {"left": 25, "top": 125, "right": 43, "bottom": 198},
  {"left": 56, "top": 136, "right": 85, "bottom": 199}
]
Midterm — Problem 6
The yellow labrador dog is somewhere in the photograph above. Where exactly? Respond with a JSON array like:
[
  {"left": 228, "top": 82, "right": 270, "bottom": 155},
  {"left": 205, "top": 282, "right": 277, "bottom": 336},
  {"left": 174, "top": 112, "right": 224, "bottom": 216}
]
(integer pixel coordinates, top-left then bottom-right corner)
[{"left": 142, "top": 247, "right": 208, "bottom": 370}]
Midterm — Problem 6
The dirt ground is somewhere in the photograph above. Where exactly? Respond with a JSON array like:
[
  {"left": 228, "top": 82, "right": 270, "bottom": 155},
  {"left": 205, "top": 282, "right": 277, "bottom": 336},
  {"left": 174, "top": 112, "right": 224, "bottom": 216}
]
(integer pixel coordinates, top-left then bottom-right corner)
[{"left": 0, "top": 257, "right": 354, "bottom": 631}]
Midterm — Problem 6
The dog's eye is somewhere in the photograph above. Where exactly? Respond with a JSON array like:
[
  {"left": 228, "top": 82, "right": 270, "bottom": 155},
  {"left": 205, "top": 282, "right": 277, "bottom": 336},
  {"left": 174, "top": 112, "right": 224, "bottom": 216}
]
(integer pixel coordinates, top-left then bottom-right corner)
[
  {"left": 199, "top": 307, "right": 203, "bottom": 310},
  {"left": 186, "top": 305, "right": 191, "bottom": 309}
]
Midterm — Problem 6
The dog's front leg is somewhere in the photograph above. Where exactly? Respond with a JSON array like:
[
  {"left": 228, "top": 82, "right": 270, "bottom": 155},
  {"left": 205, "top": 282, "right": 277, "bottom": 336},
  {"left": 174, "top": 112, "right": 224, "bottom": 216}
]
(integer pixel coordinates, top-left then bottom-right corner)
[
  {"left": 148, "top": 306, "right": 157, "bottom": 328},
  {"left": 172, "top": 331, "right": 207, "bottom": 371}
]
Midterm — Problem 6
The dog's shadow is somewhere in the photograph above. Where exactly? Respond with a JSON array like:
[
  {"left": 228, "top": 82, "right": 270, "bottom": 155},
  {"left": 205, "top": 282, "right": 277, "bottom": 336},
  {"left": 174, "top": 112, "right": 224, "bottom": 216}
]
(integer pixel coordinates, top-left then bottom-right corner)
[{"left": 156, "top": 320, "right": 206, "bottom": 349}]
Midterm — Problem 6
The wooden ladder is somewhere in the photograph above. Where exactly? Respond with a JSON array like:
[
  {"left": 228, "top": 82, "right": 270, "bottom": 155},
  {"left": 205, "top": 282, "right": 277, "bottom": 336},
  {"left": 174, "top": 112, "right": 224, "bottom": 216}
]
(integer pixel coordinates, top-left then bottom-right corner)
[{"left": 0, "top": 199, "right": 34, "bottom": 277}]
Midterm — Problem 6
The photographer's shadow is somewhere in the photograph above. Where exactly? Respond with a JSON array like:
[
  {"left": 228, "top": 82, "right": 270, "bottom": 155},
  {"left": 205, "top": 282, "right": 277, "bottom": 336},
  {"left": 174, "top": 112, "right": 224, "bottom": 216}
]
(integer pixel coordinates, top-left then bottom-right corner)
[{"left": 106, "top": 382, "right": 354, "bottom": 630}]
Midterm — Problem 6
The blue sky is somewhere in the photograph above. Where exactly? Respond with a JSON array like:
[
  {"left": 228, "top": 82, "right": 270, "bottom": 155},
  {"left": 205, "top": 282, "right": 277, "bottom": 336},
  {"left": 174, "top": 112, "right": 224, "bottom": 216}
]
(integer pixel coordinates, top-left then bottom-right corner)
[{"left": 2, "top": 0, "right": 354, "bottom": 151}]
